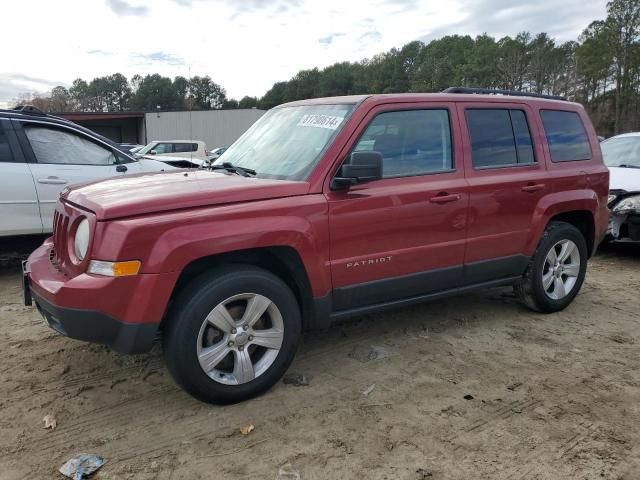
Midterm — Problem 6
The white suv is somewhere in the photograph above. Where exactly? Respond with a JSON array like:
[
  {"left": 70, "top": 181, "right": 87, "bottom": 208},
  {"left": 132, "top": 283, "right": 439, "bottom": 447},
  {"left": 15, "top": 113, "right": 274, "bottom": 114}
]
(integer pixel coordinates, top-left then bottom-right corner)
[{"left": 0, "top": 106, "right": 174, "bottom": 237}]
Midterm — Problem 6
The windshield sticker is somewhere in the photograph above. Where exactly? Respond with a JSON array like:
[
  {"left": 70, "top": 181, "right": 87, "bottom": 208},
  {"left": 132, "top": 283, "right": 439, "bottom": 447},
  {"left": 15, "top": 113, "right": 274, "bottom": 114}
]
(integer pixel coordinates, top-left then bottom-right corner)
[{"left": 297, "top": 114, "right": 344, "bottom": 130}]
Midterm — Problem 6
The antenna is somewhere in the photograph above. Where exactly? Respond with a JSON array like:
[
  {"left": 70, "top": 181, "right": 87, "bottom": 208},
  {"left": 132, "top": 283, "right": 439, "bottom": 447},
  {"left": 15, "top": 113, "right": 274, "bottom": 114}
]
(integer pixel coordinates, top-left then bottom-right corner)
[{"left": 188, "top": 64, "right": 194, "bottom": 170}]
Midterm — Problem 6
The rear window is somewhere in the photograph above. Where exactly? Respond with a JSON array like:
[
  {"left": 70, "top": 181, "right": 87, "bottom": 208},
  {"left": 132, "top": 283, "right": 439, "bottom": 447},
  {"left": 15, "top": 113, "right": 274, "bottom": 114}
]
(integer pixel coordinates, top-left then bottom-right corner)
[
  {"left": 540, "top": 110, "right": 591, "bottom": 162},
  {"left": 466, "top": 109, "right": 535, "bottom": 168}
]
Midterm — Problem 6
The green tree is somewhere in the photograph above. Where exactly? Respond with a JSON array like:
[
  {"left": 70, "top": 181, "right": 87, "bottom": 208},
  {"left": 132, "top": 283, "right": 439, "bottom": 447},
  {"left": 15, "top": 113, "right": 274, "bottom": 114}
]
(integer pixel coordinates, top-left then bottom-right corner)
[
  {"left": 238, "top": 96, "right": 259, "bottom": 108},
  {"left": 188, "top": 75, "right": 226, "bottom": 109}
]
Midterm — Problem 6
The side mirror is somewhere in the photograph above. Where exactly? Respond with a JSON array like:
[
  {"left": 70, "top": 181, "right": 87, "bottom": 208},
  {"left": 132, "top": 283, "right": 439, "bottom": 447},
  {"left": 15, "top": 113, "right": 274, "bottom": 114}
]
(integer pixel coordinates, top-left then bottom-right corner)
[
  {"left": 332, "top": 151, "right": 383, "bottom": 189},
  {"left": 149, "top": 150, "right": 157, "bottom": 155}
]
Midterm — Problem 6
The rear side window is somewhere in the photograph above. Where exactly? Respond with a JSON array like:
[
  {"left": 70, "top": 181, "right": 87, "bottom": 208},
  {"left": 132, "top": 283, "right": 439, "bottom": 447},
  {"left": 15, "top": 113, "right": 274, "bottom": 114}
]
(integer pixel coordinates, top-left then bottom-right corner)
[
  {"left": 540, "top": 110, "right": 591, "bottom": 162},
  {"left": 0, "top": 123, "right": 16, "bottom": 163},
  {"left": 25, "top": 126, "right": 116, "bottom": 165},
  {"left": 353, "top": 109, "right": 452, "bottom": 178},
  {"left": 173, "top": 143, "right": 197, "bottom": 153},
  {"left": 466, "top": 109, "right": 535, "bottom": 168}
]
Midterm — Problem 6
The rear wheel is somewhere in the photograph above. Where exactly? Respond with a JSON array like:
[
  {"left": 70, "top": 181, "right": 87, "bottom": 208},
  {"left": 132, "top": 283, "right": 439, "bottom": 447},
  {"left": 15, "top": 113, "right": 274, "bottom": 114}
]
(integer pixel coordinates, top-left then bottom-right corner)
[
  {"left": 163, "top": 266, "right": 301, "bottom": 404},
  {"left": 516, "top": 221, "right": 588, "bottom": 313}
]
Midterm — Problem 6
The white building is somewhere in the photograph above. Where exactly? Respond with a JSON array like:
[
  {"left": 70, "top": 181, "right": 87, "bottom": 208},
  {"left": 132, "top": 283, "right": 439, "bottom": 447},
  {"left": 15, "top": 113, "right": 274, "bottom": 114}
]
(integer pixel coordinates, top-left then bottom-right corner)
[{"left": 145, "top": 108, "right": 265, "bottom": 149}]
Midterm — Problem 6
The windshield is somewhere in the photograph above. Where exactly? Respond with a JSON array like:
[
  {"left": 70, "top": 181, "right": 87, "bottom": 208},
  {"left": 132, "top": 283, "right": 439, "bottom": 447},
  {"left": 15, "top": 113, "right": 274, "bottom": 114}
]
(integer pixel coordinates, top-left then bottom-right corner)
[
  {"left": 213, "top": 104, "right": 355, "bottom": 180},
  {"left": 137, "top": 142, "right": 159, "bottom": 155},
  {"left": 601, "top": 136, "right": 640, "bottom": 167}
]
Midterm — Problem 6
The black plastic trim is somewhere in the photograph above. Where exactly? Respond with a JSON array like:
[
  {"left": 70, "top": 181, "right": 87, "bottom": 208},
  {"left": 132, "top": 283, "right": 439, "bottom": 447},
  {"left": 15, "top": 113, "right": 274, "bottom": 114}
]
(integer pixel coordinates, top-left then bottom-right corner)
[
  {"left": 462, "top": 255, "right": 529, "bottom": 285},
  {"left": 330, "top": 276, "right": 521, "bottom": 321},
  {"left": 31, "top": 290, "right": 158, "bottom": 354},
  {"left": 332, "top": 265, "right": 462, "bottom": 311}
]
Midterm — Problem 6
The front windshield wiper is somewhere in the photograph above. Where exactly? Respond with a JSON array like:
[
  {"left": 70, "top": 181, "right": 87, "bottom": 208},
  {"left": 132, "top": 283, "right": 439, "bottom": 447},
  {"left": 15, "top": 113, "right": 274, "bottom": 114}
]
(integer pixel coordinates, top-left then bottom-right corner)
[
  {"left": 208, "top": 162, "right": 256, "bottom": 177},
  {"left": 614, "top": 164, "right": 640, "bottom": 169}
]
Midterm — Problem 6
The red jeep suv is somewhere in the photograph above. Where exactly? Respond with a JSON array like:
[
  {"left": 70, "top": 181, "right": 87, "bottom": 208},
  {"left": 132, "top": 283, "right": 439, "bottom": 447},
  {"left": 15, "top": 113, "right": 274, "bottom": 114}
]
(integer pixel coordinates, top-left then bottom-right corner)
[{"left": 24, "top": 88, "right": 609, "bottom": 404}]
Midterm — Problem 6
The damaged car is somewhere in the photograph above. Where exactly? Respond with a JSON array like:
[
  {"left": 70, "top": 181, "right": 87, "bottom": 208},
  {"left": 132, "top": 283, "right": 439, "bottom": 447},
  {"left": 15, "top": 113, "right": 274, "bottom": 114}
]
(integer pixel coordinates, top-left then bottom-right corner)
[{"left": 602, "top": 132, "right": 640, "bottom": 242}]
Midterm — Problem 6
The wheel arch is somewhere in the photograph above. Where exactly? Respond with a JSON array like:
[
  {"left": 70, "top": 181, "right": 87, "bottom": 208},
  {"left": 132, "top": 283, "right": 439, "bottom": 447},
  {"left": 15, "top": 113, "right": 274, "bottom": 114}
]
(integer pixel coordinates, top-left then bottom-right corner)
[
  {"left": 528, "top": 192, "right": 598, "bottom": 258},
  {"left": 547, "top": 210, "right": 595, "bottom": 257},
  {"left": 164, "top": 246, "right": 319, "bottom": 330}
]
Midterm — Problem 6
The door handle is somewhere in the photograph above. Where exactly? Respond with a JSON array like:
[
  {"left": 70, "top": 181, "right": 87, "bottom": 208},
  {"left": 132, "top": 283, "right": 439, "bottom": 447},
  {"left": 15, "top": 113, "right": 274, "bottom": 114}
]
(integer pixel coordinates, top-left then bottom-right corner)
[
  {"left": 37, "top": 176, "right": 67, "bottom": 185},
  {"left": 521, "top": 183, "right": 545, "bottom": 193},
  {"left": 429, "top": 193, "right": 461, "bottom": 204}
]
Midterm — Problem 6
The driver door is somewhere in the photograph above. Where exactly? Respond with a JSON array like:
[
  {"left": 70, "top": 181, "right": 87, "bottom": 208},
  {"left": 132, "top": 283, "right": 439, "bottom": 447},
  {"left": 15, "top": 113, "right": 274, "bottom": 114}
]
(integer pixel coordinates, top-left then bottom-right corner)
[{"left": 326, "top": 103, "right": 469, "bottom": 312}]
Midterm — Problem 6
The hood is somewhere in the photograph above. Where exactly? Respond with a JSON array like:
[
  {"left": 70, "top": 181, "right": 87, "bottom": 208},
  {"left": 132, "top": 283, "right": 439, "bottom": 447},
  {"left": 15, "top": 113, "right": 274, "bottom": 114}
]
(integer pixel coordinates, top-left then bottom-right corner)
[
  {"left": 61, "top": 170, "right": 310, "bottom": 220},
  {"left": 608, "top": 166, "right": 640, "bottom": 192}
]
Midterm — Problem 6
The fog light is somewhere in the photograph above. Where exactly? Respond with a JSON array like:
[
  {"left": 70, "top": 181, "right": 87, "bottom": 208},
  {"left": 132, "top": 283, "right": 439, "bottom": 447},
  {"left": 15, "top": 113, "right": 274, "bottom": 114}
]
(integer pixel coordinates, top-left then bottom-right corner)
[{"left": 88, "top": 260, "right": 141, "bottom": 277}]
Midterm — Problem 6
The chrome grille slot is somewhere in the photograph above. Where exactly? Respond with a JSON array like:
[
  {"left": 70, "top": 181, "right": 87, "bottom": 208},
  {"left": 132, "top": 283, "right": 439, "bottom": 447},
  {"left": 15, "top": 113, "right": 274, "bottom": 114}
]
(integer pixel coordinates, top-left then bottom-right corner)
[{"left": 52, "top": 210, "right": 69, "bottom": 265}]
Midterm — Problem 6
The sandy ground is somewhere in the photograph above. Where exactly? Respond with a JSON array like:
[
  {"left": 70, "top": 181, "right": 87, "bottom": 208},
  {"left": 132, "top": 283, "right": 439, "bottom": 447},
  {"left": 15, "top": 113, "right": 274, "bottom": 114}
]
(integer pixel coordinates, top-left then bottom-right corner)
[{"left": 0, "top": 244, "right": 639, "bottom": 480}]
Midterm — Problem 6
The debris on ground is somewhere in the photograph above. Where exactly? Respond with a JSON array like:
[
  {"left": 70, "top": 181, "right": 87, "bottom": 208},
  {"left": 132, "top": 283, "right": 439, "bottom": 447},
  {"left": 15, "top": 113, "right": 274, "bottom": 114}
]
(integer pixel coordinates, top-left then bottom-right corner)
[
  {"left": 507, "top": 382, "right": 523, "bottom": 391},
  {"left": 59, "top": 454, "right": 105, "bottom": 479},
  {"left": 276, "top": 462, "right": 300, "bottom": 480},
  {"left": 240, "top": 424, "right": 255, "bottom": 435},
  {"left": 348, "top": 344, "right": 391, "bottom": 363},
  {"left": 42, "top": 414, "right": 57, "bottom": 430},
  {"left": 416, "top": 468, "right": 433, "bottom": 478},
  {"left": 282, "top": 373, "right": 309, "bottom": 386},
  {"left": 464, "top": 394, "right": 474, "bottom": 400},
  {"left": 362, "top": 384, "right": 376, "bottom": 396}
]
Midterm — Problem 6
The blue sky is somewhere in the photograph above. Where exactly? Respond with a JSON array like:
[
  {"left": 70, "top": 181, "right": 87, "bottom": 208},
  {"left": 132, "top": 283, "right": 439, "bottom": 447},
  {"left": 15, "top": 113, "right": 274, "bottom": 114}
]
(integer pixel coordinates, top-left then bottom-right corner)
[{"left": 0, "top": 0, "right": 607, "bottom": 106}]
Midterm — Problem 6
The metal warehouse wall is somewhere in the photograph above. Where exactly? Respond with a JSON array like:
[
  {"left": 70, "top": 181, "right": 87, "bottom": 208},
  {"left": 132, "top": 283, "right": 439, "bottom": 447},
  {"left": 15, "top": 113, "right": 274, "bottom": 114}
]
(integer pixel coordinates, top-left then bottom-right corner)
[{"left": 144, "top": 109, "right": 265, "bottom": 149}]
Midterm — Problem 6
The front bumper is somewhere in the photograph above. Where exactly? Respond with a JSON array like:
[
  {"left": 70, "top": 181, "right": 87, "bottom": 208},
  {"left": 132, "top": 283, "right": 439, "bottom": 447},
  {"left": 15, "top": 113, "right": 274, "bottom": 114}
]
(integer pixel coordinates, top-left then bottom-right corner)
[
  {"left": 26, "top": 239, "right": 179, "bottom": 354},
  {"left": 608, "top": 212, "right": 640, "bottom": 241},
  {"left": 32, "top": 291, "right": 158, "bottom": 353}
]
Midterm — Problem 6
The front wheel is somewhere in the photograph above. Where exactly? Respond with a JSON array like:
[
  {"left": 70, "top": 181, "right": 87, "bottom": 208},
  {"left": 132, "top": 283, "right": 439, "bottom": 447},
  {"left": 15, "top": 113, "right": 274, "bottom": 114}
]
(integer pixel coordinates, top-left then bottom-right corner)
[
  {"left": 163, "top": 266, "right": 301, "bottom": 404},
  {"left": 516, "top": 221, "right": 588, "bottom": 313}
]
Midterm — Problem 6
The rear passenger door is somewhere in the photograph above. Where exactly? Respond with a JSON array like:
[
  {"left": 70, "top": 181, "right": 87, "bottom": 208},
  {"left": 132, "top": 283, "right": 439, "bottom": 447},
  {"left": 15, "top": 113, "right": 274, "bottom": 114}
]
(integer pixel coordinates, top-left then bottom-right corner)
[
  {"left": 14, "top": 121, "right": 126, "bottom": 233},
  {"left": 457, "top": 103, "right": 548, "bottom": 283},
  {"left": 0, "top": 119, "right": 42, "bottom": 236}
]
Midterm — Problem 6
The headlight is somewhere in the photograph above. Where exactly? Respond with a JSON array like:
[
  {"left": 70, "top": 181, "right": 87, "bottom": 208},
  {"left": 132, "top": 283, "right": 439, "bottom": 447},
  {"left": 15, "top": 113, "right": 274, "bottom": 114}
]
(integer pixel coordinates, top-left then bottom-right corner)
[
  {"left": 74, "top": 218, "right": 90, "bottom": 261},
  {"left": 612, "top": 195, "right": 640, "bottom": 215}
]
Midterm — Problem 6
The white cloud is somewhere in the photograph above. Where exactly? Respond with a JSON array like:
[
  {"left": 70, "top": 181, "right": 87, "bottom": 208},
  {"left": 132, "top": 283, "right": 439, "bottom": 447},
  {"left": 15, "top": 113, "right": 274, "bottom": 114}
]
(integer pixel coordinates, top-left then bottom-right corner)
[{"left": 0, "top": 0, "right": 608, "bottom": 106}]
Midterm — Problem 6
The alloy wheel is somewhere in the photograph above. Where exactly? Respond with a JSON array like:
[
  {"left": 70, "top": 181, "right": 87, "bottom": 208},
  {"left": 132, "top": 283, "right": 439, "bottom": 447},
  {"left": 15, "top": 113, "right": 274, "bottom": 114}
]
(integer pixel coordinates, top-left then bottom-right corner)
[
  {"left": 196, "top": 293, "right": 284, "bottom": 385},
  {"left": 542, "top": 239, "right": 581, "bottom": 300}
]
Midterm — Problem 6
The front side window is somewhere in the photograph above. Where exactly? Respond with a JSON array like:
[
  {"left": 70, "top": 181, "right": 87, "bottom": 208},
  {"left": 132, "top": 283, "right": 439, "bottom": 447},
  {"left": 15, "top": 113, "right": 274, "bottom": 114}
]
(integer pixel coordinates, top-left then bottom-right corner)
[
  {"left": 466, "top": 109, "right": 536, "bottom": 168},
  {"left": 214, "top": 104, "right": 354, "bottom": 180},
  {"left": 152, "top": 143, "right": 172, "bottom": 154},
  {"left": 353, "top": 109, "right": 452, "bottom": 178},
  {"left": 25, "top": 126, "right": 116, "bottom": 165},
  {"left": 601, "top": 136, "right": 640, "bottom": 168},
  {"left": 540, "top": 110, "right": 591, "bottom": 162}
]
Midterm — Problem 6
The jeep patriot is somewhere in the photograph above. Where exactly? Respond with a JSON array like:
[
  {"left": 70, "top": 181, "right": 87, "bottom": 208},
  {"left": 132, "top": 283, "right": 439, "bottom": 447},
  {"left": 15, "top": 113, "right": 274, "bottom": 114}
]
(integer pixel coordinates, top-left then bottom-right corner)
[{"left": 24, "top": 88, "right": 609, "bottom": 404}]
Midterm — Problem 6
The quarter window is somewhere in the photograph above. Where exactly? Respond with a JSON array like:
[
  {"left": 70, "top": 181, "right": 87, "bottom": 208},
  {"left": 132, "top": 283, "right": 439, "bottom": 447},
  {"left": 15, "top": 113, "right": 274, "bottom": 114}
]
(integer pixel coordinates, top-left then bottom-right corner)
[
  {"left": 25, "top": 126, "right": 116, "bottom": 165},
  {"left": 353, "top": 109, "right": 452, "bottom": 178},
  {"left": 466, "top": 109, "right": 536, "bottom": 168},
  {"left": 540, "top": 110, "right": 591, "bottom": 162}
]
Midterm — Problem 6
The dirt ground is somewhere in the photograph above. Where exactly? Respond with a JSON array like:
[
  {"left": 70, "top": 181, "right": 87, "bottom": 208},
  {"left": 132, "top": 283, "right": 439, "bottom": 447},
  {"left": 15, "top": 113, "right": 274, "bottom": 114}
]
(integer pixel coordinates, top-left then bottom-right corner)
[{"left": 1, "top": 245, "right": 639, "bottom": 480}]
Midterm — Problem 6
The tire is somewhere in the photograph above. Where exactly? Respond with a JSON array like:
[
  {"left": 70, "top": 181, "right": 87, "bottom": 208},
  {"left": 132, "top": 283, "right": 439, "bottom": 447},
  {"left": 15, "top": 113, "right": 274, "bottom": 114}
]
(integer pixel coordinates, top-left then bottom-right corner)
[
  {"left": 515, "top": 221, "right": 588, "bottom": 313},
  {"left": 163, "top": 265, "right": 301, "bottom": 404}
]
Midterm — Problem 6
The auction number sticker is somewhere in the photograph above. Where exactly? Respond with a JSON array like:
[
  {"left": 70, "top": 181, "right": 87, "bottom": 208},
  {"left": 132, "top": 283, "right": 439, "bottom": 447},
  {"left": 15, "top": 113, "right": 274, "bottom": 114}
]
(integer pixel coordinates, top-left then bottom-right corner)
[{"left": 297, "top": 114, "right": 344, "bottom": 130}]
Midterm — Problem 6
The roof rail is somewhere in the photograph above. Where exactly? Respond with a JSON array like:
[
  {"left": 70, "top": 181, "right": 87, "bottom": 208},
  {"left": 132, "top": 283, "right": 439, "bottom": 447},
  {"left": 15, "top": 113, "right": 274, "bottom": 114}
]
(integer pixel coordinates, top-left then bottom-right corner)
[
  {"left": 12, "top": 105, "right": 48, "bottom": 116},
  {"left": 442, "top": 87, "right": 566, "bottom": 101}
]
